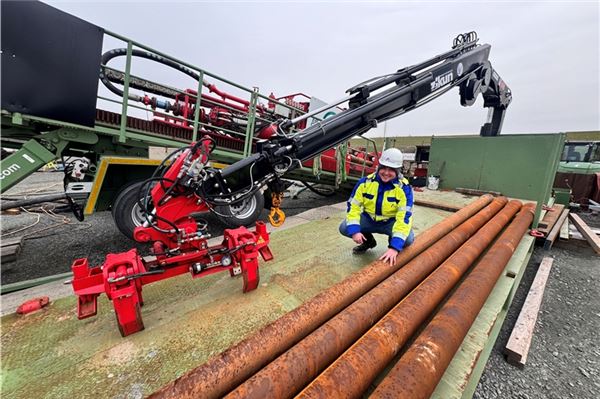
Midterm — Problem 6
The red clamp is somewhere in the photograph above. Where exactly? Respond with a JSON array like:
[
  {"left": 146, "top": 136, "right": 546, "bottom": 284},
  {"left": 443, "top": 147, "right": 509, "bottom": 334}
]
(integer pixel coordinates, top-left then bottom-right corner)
[
  {"left": 71, "top": 223, "right": 273, "bottom": 337},
  {"left": 529, "top": 229, "right": 545, "bottom": 238},
  {"left": 542, "top": 205, "right": 555, "bottom": 212}
]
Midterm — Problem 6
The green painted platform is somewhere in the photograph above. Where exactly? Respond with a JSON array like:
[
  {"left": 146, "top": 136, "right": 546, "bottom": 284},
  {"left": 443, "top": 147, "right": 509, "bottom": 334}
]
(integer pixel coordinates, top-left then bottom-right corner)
[{"left": 0, "top": 191, "right": 532, "bottom": 398}]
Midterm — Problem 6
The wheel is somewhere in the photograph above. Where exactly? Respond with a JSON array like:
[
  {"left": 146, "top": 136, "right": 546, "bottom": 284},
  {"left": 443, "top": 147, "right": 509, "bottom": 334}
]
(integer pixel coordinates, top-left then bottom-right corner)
[
  {"left": 216, "top": 190, "right": 264, "bottom": 228},
  {"left": 111, "top": 181, "right": 151, "bottom": 239}
]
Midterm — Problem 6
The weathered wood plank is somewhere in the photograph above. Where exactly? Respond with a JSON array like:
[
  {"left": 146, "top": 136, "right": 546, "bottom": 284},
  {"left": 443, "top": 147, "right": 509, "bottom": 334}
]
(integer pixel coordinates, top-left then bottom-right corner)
[
  {"left": 569, "top": 213, "right": 600, "bottom": 254},
  {"left": 1, "top": 244, "right": 21, "bottom": 263},
  {"left": 537, "top": 204, "right": 565, "bottom": 235},
  {"left": 544, "top": 209, "right": 569, "bottom": 250},
  {"left": 504, "top": 257, "right": 554, "bottom": 367},
  {"left": 455, "top": 187, "right": 502, "bottom": 197},
  {"left": 559, "top": 218, "right": 569, "bottom": 240},
  {"left": 414, "top": 199, "right": 461, "bottom": 213},
  {"left": 1, "top": 236, "right": 23, "bottom": 248}
]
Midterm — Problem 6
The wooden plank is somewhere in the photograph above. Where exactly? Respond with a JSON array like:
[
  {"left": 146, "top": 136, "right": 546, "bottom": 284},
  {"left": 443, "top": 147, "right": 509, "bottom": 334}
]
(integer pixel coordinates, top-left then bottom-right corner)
[
  {"left": 455, "top": 187, "right": 502, "bottom": 197},
  {"left": 569, "top": 213, "right": 600, "bottom": 254},
  {"left": 559, "top": 218, "right": 569, "bottom": 240},
  {"left": 504, "top": 257, "right": 554, "bottom": 367},
  {"left": 537, "top": 204, "right": 565, "bottom": 235},
  {"left": 543, "top": 209, "right": 569, "bottom": 250},
  {"left": 1, "top": 244, "right": 21, "bottom": 263},
  {"left": 1, "top": 236, "right": 23, "bottom": 248},
  {"left": 414, "top": 199, "right": 461, "bottom": 213}
]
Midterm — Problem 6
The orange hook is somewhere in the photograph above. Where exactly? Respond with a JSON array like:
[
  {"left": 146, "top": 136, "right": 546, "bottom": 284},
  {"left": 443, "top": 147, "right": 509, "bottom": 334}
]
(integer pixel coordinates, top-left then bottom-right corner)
[
  {"left": 268, "top": 207, "right": 286, "bottom": 227},
  {"left": 268, "top": 192, "right": 286, "bottom": 227}
]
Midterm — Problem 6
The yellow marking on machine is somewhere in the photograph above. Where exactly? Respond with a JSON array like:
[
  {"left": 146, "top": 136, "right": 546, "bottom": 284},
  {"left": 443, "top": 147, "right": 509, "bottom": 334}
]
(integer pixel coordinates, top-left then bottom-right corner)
[{"left": 84, "top": 157, "right": 162, "bottom": 215}]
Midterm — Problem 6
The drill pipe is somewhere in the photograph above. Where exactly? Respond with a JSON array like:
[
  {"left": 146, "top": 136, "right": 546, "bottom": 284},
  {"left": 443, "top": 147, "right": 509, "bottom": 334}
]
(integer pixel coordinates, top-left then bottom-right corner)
[
  {"left": 371, "top": 203, "right": 535, "bottom": 399},
  {"left": 224, "top": 197, "right": 508, "bottom": 399},
  {"left": 296, "top": 199, "right": 520, "bottom": 399},
  {"left": 149, "top": 195, "right": 493, "bottom": 399}
]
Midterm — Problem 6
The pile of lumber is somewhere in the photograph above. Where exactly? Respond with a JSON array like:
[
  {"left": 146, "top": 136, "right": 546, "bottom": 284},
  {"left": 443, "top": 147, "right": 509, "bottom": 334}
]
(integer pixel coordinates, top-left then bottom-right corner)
[{"left": 1, "top": 236, "right": 23, "bottom": 264}]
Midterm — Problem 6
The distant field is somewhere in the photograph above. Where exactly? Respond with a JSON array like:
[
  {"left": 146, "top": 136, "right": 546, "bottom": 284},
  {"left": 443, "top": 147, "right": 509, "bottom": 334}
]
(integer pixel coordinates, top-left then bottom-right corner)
[{"left": 350, "top": 130, "right": 600, "bottom": 151}]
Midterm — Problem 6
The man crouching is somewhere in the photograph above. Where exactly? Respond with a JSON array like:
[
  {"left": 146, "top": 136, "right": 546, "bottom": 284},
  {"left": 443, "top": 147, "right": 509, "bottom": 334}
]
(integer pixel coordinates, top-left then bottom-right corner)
[{"left": 339, "top": 148, "right": 415, "bottom": 265}]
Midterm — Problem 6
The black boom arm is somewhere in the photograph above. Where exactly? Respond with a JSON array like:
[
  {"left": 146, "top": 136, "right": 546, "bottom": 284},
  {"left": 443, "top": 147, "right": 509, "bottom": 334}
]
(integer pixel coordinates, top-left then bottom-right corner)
[{"left": 199, "top": 32, "right": 511, "bottom": 205}]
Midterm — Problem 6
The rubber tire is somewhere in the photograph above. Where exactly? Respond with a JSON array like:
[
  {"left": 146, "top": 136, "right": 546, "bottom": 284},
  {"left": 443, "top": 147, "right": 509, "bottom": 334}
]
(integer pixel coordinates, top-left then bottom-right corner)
[
  {"left": 111, "top": 181, "right": 150, "bottom": 239},
  {"left": 216, "top": 190, "right": 264, "bottom": 228}
]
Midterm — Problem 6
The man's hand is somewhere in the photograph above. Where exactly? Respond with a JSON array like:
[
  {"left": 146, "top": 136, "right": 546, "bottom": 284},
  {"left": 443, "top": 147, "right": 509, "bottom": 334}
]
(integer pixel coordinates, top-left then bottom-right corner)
[
  {"left": 379, "top": 248, "right": 399, "bottom": 266},
  {"left": 352, "top": 232, "right": 366, "bottom": 244}
]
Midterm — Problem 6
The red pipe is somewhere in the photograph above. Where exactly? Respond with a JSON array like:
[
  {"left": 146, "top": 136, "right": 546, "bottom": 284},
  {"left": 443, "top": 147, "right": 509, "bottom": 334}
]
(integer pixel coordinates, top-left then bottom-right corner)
[
  {"left": 294, "top": 199, "right": 516, "bottom": 399},
  {"left": 371, "top": 203, "right": 535, "bottom": 399},
  {"left": 225, "top": 197, "right": 508, "bottom": 399},
  {"left": 149, "top": 195, "right": 494, "bottom": 399}
]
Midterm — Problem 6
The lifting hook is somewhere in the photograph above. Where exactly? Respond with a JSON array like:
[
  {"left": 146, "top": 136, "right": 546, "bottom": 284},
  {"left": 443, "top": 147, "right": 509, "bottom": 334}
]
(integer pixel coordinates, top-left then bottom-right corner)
[{"left": 268, "top": 192, "right": 286, "bottom": 227}]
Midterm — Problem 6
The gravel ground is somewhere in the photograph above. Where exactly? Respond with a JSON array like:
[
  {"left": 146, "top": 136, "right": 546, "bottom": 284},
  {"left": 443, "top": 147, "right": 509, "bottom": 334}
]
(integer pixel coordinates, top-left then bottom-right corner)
[
  {"left": 2, "top": 172, "right": 599, "bottom": 398},
  {"left": 475, "top": 211, "right": 600, "bottom": 399}
]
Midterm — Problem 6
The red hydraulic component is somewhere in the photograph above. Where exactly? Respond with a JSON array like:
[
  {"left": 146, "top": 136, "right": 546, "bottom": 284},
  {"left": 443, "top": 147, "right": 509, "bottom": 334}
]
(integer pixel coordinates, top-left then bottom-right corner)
[
  {"left": 132, "top": 137, "right": 215, "bottom": 249},
  {"left": 71, "top": 222, "right": 272, "bottom": 337},
  {"left": 16, "top": 296, "right": 50, "bottom": 315}
]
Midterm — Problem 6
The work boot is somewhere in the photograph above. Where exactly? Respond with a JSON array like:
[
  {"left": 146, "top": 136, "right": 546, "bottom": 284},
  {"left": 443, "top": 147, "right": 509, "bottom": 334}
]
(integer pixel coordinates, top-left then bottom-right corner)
[{"left": 353, "top": 233, "right": 377, "bottom": 254}]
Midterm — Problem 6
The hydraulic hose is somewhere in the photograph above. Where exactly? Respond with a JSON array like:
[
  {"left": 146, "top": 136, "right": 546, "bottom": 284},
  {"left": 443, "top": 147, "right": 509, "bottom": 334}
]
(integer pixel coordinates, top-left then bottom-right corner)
[{"left": 99, "top": 48, "right": 208, "bottom": 100}]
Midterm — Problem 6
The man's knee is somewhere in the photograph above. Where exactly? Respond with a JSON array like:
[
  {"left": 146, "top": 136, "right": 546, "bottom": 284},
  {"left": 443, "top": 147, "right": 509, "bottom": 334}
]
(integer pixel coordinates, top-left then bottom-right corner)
[{"left": 405, "top": 230, "right": 415, "bottom": 247}]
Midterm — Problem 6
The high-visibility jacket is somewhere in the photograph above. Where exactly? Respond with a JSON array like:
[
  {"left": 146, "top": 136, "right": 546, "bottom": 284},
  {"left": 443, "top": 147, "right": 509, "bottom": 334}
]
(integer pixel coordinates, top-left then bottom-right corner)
[{"left": 346, "top": 172, "right": 414, "bottom": 250}]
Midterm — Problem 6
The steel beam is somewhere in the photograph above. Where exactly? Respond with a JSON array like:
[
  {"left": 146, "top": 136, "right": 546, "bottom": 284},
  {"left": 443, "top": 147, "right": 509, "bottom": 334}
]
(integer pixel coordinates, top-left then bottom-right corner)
[
  {"left": 295, "top": 199, "right": 517, "bottom": 399},
  {"left": 371, "top": 203, "right": 535, "bottom": 399},
  {"left": 149, "top": 195, "right": 494, "bottom": 399}
]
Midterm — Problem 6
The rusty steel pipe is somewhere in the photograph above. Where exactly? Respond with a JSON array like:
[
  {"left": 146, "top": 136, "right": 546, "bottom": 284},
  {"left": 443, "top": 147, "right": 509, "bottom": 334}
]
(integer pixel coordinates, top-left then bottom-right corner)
[
  {"left": 149, "top": 195, "right": 493, "bottom": 399},
  {"left": 224, "top": 197, "right": 508, "bottom": 399},
  {"left": 295, "top": 199, "right": 519, "bottom": 399},
  {"left": 371, "top": 203, "right": 536, "bottom": 399}
]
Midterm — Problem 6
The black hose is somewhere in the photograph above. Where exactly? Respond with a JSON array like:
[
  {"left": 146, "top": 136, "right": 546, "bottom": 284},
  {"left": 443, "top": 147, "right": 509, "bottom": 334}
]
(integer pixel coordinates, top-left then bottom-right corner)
[
  {"left": 0, "top": 193, "right": 67, "bottom": 211},
  {"left": 300, "top": 181, "right": 337, "bottom": 197},
  {"left": 137, "top": 176, "right": 181, "bottom": 234},
  {"left": 99, "top": 48, "right": 206, "bottom": 99}
]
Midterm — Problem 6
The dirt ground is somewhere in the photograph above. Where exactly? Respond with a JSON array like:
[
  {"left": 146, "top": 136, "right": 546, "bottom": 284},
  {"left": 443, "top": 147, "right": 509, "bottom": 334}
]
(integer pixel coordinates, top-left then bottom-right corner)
[{"left": 1, "top": 172, "right": 599, "bottom": 398}]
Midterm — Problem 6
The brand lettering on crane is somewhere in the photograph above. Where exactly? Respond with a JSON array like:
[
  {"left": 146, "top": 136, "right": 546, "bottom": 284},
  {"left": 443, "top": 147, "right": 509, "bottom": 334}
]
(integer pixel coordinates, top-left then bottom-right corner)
[
  {"left": 430, "top": 71, "right": 454, "bottom": 91},
  {"left": 1, "top": 163, "right": 21, "bottom": 180}
]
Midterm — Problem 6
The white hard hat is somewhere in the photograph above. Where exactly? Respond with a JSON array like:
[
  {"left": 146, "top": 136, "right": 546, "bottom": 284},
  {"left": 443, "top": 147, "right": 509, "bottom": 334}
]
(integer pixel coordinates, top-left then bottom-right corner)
[{"left": 378, "top": 148, "right": 404, "bottom": 169}]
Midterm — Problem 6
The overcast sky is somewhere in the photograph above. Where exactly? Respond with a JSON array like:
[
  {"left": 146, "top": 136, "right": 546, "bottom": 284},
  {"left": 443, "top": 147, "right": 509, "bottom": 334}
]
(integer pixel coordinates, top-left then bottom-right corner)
[{"left": 46, "top": 0, "right": 599, "bottom": 137}]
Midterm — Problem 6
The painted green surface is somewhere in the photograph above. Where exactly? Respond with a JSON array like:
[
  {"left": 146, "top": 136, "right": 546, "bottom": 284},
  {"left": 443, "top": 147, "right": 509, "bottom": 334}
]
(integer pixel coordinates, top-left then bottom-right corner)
[
  {"left": 553, "top": 188, "right": 571, "bottom": 206},
  {"left": 0, "top": 140, "right": 57, "bottom": 193},
  {"left": 428, "top": 134, "right": 565, "bottom": 226},
  {"left": 0, "top": 205, "right": 450, "bottom": 398}
]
